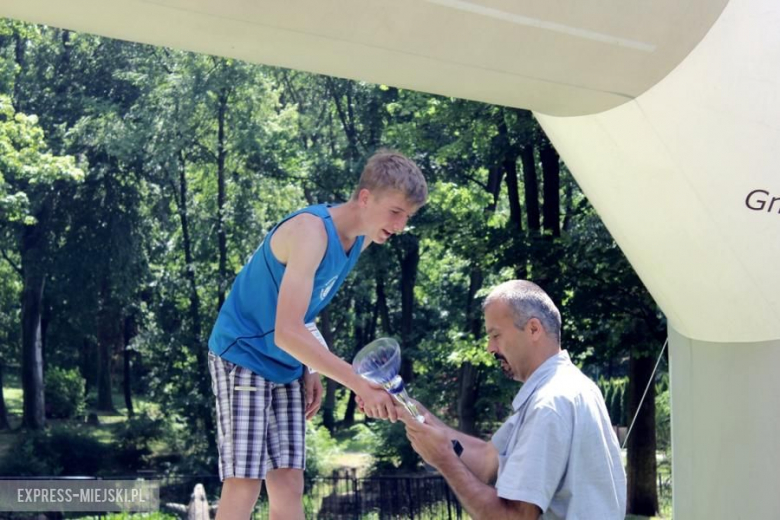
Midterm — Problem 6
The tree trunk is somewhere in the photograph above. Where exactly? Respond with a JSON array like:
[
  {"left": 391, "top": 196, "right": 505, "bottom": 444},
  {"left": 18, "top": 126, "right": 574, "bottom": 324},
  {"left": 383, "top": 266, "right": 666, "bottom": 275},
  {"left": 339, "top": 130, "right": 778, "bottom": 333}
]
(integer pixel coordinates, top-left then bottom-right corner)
[
  {"left": 344, "top": 294, "right": 371, "bottom": 427},
  {"left": 96, "top": 279, "right": 120, "bottom": 412},
  {"left": 12, "top": 31, "right": 27, "bottom": 112},
  {"left": 520, "top": 146, "right": 541, "bottom": 233},
  {"left": 497, "top": 116, "right": 523, "bottom": 235},
  {"left": 21, "top": 269, "right": 46, "bottom": 429},
  {"left": 457, "top": 267, "right": 483, "bottom": 435},
  {"left": 175, "top": 153, "right": 215, "bottom": 446},
  {"left": 176, "top": 154, "right": 203, "bottom": 346},
  {"left": 323, "top": 379, "right": 339, "bottom": 433},
  {"left": 216, "top": 88, "right": 228, "bottom": 312},
  {"left": 0, "top": 365, "right": 10, "bottom": 430},
  {"left": 457, "top": 363, "right": 480, "bottom": 436},
  {"left": 123, "top": 316, "right": 136, "bottom": 417},
  {"left": 540, "top": 141, "right": 561, "bottom": 237},
  {"left": 503, "top": 154, "right": 527, "bottom": 279},
  {"left": 319, "top": 309, "right": 337, "bottom": 433},
  {"left": 375, "top": 275, "right": 391, "bottom": 335},
  {"left": 20, "top": 223, "right": 46, "bottom": 430},
  {"left": 81, "top": 338, "right": 93, "bottom": 397},
  {"left": 342, "top": 391, "right": 357, "bottom": 427},
  {"left": 398, "top": 235, "right": 419, "bottom": 383},
  {"left": 96, "top": 307, "right": 117, "bottom": 412},
  {"left": 504, "top": 156, "right": 523, "bottom": 234},
  {"left": 626, "top": 351, "right": 659, "bottom": 516},
  {"left": 486, "top": 167, "right": 503, "bottom": 212},
  {"left": 327, "top": 79, "right": 361, "bottom": 164}
]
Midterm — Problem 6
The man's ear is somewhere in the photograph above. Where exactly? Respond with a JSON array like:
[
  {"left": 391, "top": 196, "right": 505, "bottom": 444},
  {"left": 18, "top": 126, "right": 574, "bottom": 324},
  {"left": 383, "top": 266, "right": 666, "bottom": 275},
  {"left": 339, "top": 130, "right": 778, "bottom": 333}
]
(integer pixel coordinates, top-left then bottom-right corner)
[{"left": 528, "top": 318, "right": 543, "bottom": 337}]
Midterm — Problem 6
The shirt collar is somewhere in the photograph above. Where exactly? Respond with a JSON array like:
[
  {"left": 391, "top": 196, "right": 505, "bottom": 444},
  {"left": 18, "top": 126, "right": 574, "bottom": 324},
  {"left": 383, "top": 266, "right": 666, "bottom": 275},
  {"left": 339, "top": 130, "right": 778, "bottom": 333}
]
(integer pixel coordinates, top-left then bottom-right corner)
[{"left": 511, "top": 350, "right": 571, "bottom": 412}]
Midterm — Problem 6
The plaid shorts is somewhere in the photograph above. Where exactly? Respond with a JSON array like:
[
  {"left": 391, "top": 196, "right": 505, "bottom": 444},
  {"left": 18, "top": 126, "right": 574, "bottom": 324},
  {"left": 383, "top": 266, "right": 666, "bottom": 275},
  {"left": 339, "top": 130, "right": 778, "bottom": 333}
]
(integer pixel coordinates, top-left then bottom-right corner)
[{"left": 208, "top": 352, "right": 306, "bottom": 480}]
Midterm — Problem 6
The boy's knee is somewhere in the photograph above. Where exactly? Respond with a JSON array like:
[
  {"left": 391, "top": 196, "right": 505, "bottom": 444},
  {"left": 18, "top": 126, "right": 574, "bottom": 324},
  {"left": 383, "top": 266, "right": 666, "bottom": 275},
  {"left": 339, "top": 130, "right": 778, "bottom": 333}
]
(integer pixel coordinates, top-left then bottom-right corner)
[
  {"left": 266, "top": 468, "right": 304, "bottom": 496},
  {"left": 216, "top": 478, "right": 263, "bottom": 520},
  {"left": 223, "top": 477, "right": 263, "bottom": 497}
]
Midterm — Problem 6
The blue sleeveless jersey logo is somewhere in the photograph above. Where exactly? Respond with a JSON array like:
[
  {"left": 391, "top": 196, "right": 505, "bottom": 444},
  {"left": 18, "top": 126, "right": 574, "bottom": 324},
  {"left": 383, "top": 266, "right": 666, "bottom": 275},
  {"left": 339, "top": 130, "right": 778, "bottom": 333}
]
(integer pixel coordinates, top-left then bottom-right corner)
[{"left": 320, "top": 275, "right": 338, "bottom": 300}]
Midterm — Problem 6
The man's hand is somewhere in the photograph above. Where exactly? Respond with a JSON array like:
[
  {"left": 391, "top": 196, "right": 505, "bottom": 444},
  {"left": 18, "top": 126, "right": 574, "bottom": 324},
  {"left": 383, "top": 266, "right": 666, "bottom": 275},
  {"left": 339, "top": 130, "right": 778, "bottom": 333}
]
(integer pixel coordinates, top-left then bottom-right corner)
[
  {"left": 400, "top": 411, "right": 459, "bottom": 470},
  {"left": 393, "top": 399, "right": 447, "bottom": 428},
  {"left": 357, "top": 381, "right": 399, "bottom": 422},
  {"left": 303, "top": 371, "right": 323, "bottom": 420}
]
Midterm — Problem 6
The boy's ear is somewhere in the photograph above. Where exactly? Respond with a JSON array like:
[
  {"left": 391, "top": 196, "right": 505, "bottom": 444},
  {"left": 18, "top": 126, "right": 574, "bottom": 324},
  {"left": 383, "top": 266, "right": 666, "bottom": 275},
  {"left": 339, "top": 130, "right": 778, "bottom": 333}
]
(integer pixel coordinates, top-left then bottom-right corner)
[{"left": 358, "top": 188, "right": 371, "bottom": 206}]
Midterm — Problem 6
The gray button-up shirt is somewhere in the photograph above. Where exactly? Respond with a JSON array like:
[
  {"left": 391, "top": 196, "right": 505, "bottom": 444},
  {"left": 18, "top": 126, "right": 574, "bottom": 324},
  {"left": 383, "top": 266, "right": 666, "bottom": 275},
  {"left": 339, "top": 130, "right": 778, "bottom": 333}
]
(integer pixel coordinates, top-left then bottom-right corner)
[{"left": 491, "top": 351, "right": 626, "bottom": 519}]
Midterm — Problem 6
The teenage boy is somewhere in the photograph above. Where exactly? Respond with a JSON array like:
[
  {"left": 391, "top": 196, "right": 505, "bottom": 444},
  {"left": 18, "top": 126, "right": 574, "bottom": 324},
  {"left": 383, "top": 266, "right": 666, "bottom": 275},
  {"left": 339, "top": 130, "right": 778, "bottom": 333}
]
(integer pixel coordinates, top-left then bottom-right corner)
[{"left": 208, "top": 150, "right": 428, "bottom": 519}]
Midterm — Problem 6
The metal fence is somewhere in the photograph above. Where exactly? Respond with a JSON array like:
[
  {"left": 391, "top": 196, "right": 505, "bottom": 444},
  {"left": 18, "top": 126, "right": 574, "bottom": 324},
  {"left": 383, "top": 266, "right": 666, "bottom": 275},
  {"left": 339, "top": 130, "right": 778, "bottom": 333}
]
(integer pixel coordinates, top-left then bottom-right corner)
[{"left": 157, "top": 470, "right": 466, "bottom": 519}]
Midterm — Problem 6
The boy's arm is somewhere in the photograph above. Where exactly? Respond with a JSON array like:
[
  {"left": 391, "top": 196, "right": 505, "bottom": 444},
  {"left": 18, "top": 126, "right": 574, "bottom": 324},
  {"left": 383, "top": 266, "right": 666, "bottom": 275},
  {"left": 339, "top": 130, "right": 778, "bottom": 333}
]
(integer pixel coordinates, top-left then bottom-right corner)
[{"left": 274, "top": 217, "right": 397, "bottom": 421}]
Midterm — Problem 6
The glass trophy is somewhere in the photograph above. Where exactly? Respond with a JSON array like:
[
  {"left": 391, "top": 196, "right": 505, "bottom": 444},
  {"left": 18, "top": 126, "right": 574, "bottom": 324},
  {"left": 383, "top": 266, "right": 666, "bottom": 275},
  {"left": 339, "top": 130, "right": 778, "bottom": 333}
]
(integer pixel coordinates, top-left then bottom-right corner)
[{"left": 352, "top": 337, "right": 424, "bottom": 423}]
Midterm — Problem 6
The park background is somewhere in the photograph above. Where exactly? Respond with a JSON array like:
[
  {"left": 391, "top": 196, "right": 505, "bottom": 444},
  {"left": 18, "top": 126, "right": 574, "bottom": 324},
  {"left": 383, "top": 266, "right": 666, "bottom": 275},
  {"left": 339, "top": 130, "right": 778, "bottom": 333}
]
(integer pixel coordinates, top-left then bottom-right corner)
[{"left": 0, "top": 20, "right": 670, "bottom": 519}]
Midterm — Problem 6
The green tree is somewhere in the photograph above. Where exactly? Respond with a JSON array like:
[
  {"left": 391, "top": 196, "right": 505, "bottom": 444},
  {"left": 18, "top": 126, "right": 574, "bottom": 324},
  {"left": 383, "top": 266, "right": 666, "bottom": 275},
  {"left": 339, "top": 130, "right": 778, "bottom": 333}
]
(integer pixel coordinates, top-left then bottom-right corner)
[
  {"left": 0, "top": 253, "right": 21, "bottom": 429},
  {"left": 0, "top": 94, "right": 83, "bottom": 429}
]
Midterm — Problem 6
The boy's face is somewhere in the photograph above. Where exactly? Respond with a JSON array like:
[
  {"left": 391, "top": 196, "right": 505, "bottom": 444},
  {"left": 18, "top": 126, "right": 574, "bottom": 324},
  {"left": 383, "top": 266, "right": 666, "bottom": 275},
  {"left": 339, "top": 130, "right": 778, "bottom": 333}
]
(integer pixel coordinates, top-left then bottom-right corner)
[{"left": 360, "top": 188, "right": 419, "bottom": 244}]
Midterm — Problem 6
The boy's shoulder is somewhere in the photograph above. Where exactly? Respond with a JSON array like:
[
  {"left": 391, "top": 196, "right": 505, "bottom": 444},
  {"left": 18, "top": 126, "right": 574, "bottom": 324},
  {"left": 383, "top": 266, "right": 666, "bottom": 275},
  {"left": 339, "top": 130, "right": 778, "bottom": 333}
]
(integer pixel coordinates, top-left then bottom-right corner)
[
  {"left": 272, "top": 211, "right": 328, "bottom": 260},
  {"left": 277, "top": 210, "right": 327, "bottom": 234}
]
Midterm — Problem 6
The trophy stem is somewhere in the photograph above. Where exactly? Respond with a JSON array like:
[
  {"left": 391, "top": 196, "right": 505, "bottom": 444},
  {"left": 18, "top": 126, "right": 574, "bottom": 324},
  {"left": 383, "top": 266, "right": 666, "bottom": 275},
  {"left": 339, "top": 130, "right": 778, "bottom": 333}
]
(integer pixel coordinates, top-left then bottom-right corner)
[
  {"left": 394, "top": 388, "right": 424, "bottom": 423},
  {"left": 383, "top": 375, "right": 424, "bottom": 422}
]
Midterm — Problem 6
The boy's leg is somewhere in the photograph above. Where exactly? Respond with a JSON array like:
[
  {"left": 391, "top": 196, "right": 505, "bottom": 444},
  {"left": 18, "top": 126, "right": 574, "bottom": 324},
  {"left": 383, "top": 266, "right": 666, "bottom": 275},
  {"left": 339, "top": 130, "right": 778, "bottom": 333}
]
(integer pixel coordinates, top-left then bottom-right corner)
[
  {"left": 265, "top": 468, "right": 304, "bottom": 520},
  {"left": 264, "top": 378, "right": 307, "bottom": 520},
  {"left": 209, "top": 352, "right": 274, "bottom": 517},
  {"left": 215, "top": 478, "right": 263, "bottom": 520}
]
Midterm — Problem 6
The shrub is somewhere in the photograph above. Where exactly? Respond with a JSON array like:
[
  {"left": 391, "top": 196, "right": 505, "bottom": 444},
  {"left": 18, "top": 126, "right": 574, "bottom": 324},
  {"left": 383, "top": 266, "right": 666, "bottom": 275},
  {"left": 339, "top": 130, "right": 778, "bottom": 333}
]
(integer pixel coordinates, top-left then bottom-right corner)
[
  {"left": 369, "top": 420, "right": 419, "bottom": 474},
  {"left": 598, "top": 377, "right": 628, "bottom": 426},
  {"left": 80, "top": 513, "right": 178, "bottom": 520},
  {"left": 655, "top": 373, "right": 671, "bottom": 450},
  {"left": 45, "top": 367, "right": 86, "bottom": 418},
  {"left": 343, "top": 422, "right": 380, "bottom": 453},
  {"left": 115, "top": 411, "right": 165, "bottom": 470},
  {"left": 305, "top": 422, "right": 338, "bottom": 479},
  {"left": 0, "top": 425, "right": 107, "bottom": 476}
]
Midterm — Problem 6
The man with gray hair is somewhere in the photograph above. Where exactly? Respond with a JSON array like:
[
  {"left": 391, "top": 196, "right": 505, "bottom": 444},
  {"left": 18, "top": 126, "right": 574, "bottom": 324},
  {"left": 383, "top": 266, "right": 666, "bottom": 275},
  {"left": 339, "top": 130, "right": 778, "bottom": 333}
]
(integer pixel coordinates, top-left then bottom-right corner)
[{"left": 400, "top": 280, "right": 626, "bottom": 519}]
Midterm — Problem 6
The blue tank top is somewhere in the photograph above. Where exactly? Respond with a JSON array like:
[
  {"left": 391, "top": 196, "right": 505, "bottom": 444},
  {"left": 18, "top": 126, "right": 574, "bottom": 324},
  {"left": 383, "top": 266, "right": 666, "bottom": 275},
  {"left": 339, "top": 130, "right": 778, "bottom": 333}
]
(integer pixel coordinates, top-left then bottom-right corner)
[{"left": 208, "top": 204, "right": 365, "bottom": 383}]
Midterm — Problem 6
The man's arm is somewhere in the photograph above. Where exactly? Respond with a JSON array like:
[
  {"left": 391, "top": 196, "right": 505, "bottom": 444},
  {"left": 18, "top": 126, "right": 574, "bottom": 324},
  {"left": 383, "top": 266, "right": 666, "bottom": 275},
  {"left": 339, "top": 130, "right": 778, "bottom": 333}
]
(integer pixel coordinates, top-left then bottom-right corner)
[
  {"left": 436, "top": 456, "right": 542, "bottom": 520},
  {"left": 400, "top": 413, "right": 541, "bottom": 520},
  {"left": 272, "top": 215, "right": 397, "bottom": 420}
]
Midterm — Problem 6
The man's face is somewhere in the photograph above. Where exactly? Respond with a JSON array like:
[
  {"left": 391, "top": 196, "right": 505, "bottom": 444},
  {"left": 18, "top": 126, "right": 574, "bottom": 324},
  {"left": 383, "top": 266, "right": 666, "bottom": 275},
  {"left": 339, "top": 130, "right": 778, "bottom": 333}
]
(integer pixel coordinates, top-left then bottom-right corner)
[
  {"left": 484, "top": 301, "right": 531, "bottom": 382},
  {"left": 361, "top": 189, "right": 418, "bottom": 244}
]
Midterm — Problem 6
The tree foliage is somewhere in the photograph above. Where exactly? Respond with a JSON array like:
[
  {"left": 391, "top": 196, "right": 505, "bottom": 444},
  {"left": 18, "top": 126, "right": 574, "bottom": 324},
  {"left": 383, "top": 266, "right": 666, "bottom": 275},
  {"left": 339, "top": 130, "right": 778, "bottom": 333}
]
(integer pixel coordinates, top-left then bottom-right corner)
[{"left": 0, "top": 19, "right": 665, "bottom": 510}]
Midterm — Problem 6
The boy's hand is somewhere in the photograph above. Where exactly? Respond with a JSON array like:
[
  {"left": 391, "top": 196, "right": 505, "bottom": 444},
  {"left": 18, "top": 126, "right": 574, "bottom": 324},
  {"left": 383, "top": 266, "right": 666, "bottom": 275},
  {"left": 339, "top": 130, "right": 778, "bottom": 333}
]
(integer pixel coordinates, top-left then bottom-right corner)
[
  {"left": 303, "top": 371, "right": 323, "bottom": 420},
  {"left": 358, "top": 381, "right": 399, "bottom": 422}
]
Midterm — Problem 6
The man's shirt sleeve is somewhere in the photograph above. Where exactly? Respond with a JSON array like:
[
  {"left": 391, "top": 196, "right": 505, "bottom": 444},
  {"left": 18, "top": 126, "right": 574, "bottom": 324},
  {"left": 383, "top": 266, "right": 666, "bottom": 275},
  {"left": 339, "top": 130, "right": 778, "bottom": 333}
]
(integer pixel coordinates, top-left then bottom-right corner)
[{"left": 493, "top": 402, "right": 573, "bottom": 512}]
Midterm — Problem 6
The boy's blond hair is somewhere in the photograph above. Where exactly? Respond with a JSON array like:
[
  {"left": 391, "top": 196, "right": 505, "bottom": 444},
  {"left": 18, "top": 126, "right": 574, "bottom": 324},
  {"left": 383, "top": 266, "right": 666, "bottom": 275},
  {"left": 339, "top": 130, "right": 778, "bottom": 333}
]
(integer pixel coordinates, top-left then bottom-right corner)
[{"left": 353, "top": 149, "right": 428, "bottom": 207}]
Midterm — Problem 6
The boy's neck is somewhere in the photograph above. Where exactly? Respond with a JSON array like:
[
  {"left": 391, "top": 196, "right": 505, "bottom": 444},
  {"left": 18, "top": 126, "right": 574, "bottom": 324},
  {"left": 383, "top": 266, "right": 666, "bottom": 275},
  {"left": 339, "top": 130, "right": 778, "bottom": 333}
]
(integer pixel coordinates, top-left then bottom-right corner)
[{"left": 327, "top": 200, "right": 364, "bottom": 245}]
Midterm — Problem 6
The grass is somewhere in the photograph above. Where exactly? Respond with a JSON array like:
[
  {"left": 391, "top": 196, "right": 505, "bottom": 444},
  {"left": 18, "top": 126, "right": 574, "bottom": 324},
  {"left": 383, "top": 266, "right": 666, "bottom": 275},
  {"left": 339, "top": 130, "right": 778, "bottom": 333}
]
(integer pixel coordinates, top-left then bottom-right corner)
[
  {"left": 0, "top": 370, "right": 160, "bottom": 465},
  {"left": 329, "top": 452, "right": 373, "bottom": 477},
  {"left": 0, "top": 371, "right": 24, "bottom": 461},
  {"left": 77, "top": 514, "right": 178, "bottom": 520}
]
